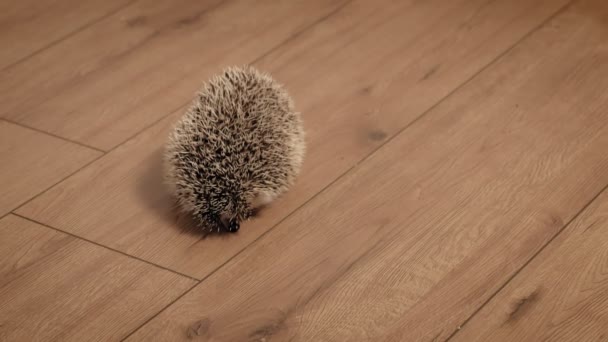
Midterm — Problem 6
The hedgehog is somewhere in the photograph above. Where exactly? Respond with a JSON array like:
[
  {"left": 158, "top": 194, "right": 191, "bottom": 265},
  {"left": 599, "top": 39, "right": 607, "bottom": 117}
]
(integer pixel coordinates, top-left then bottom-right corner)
[{"left": 164, "top": 65, "right": 305, "bottom": 233}]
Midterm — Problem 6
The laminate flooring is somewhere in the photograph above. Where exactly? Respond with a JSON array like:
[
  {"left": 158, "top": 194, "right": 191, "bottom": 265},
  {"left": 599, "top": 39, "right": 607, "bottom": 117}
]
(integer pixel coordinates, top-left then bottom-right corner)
[{"left": 2, "top": 0, "right": 608, "bottom": 340}]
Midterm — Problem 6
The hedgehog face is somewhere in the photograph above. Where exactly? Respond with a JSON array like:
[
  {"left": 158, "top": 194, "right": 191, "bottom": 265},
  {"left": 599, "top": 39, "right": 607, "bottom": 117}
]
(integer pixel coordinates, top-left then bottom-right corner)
[
  {"left": 200, "top": 211, "right": 241, "bottom": 233},
  {"left": 196, "top": 190, "right": 255, "bottom": 233}
]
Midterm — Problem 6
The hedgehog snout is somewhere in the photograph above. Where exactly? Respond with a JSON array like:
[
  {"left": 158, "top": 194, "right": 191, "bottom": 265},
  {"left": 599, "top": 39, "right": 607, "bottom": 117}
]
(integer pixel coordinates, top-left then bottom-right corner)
[
  {"left": 219, "top": 215, "right": 240, "bottom": 233},
  {"left": 228, "top": 219, "right": 240, "bottom": 233}
]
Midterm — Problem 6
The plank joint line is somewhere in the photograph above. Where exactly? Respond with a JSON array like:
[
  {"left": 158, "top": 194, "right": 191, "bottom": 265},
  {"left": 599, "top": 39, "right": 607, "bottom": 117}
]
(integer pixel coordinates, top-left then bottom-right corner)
[
  {"left": 0, "top": 0, "right": 137, "bottom": 72},
  {"left": 10, "top": 212, "right": 201, "bottom": 282}
]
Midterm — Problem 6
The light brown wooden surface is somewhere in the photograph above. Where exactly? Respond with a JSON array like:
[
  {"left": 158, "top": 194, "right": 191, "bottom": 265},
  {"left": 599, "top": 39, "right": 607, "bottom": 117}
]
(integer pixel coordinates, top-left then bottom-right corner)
[
  {"left": 125, "top": 0, "right": 608, "bottom": 340},
  {"left": 0, "top": 214, "right": 196, "bottom": 341},
  {"left": 17, "top": 0, "right": 568, "bottom": 279},
  {"left": 4, "top": 0, "right": 608, "bottom": 340},
  {"left": 0, "top": 0, "right": 347, "bottom": 150},
  {"left": 0, "top": 0, "right": 130, "bottom": 70},
  {"left": 452, "top": 189, "right": 608, "bottom": 341},
  {"left": 0, "top": 120, "right": 101, "bottom": 217}
]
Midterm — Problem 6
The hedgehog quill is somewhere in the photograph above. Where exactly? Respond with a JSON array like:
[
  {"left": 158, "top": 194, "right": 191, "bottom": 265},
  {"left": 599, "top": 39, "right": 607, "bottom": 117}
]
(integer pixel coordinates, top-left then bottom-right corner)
[{"left": 164, "top": 66, "right": 305, "bottom": 233}]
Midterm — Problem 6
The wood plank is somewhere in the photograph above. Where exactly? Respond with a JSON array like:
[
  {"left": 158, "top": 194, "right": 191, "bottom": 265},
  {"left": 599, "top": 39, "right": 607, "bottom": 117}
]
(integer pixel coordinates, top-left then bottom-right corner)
[
  {"left": 124, "top": 1, "right": 608, "bottom": 340},
  {"left": 0, "top": 0, "right": 130, "bottom": 70},
  {"left": 0, "top": 214, "right": 196, "bottom": 341},
  {"left": 0, "top": 120, "right": 101, "bottom": 217},
  {"left": 0, "top": 0, "right": 347, "bottom": 150},
  {"left": 15, "top": 0, "right": 569, "bottom": 278},
  {"left": 452, "top": 190, "right": 608, "bottom": 341}
]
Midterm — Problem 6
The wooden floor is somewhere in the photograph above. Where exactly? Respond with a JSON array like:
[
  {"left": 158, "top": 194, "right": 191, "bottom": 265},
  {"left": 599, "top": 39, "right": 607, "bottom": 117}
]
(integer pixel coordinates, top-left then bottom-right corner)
[{"left": 2, "top": 0, "right": 608, "bottom": 340}]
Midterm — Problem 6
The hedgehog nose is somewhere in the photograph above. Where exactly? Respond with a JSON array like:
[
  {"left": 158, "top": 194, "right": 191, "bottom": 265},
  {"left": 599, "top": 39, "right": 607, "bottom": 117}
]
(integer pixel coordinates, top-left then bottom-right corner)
[
  {"left": 228, "top": 219, "right": 240, "bottom": 233},
  {"left": 219, "top": 215, "right": 239, "bottom": 233}
]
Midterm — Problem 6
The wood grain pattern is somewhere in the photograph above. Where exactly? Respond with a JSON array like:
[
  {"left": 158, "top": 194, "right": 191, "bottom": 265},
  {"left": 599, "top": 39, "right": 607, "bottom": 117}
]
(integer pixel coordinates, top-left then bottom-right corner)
[
  {"left": 0, "top": 0, "right": 347, "bottom": 150},
  {"left": 16, "top": 0, "right": 568, "bottom": 280},
  {"left": 0, "top": 120, "right": 101, "bottom": 217},
  {"left": 0, "top": 214, "right": 195, "bottom": 341},
  {"left": 0, "top": 0, "right": 130, "bottom": 70},
  {"left": 125, "top": 1, "right": 608, "bottom": 340},
  {"left": 452, "top": 189, "right": 608, "bottom": 341}
]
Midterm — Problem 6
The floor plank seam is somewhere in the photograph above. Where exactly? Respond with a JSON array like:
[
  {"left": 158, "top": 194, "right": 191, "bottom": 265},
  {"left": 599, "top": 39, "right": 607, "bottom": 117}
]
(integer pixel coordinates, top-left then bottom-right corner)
[
  {"left": 249, "top": 0, "right": 354, "bottom": 66},
  {"left": 9, "top": 102, "right": 189, "bottom": 215},
  {"left": 445, "top": 180, "right": 608, "bottom": 341},
  {"left": 120, "top": 280, "right": 201, "bottom": 341},
  {"left": 10, "top": 212, "right": 200, "bottom": 282},
  {"left": 0, "top": 0, "right": 136, "bottom": 73},
  {"left": 436, "top": 1, "right": 580, "bottom": 339},
  {"left": 10, "top": 155, "right": 104, "bottom": 214},
  {"left": 439, "top": 1, "right": 582, "bottom": 339},
  {"left": 1, "top": 118, "right": 106, "bottom": 153}
]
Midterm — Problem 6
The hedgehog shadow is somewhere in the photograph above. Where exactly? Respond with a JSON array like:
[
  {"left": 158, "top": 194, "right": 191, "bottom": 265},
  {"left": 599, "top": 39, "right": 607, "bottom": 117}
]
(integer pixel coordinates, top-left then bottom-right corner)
[{"left": 136, "top": 148, "right": 228, "bottom": 239}]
